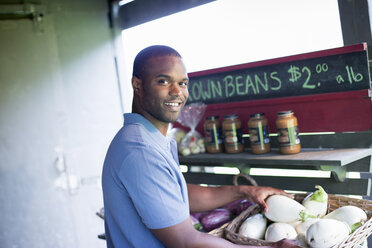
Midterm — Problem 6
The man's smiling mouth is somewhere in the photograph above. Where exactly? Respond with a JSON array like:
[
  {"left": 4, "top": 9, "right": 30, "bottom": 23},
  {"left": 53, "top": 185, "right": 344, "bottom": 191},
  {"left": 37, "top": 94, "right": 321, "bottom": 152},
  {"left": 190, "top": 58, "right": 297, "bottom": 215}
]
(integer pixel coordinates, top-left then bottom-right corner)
[{"left": 164, "top": 102, "right": 181, "bottom": 107}]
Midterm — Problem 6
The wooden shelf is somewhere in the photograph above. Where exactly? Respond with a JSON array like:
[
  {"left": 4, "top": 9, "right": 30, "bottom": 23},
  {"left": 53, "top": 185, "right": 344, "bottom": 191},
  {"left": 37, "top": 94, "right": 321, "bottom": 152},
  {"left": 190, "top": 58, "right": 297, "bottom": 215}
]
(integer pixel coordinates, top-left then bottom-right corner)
[{"left": 179, "top": 148, "right": 372, "bottom": 167}]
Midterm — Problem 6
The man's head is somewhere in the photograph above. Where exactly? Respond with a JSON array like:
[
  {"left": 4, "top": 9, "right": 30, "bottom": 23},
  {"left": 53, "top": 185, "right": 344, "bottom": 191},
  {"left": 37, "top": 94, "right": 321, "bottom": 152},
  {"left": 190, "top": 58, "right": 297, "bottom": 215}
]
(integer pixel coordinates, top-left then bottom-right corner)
[
  {"left": 133, "top": 45, "right": 182, "bottom": 79},
  {"left": 131, "top": 45, "right": 189, "bottom": 132}
]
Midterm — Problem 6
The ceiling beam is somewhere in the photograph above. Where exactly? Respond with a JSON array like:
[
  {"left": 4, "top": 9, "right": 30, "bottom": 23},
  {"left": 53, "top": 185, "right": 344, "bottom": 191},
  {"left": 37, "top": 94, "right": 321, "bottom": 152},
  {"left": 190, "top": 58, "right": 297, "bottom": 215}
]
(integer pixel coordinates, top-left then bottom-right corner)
[
  {"left": 338, "top": 0, "right": 372, "bottom": 46},
  {"left": 117, "top": 0, "right": 215, "bottom": 30}
]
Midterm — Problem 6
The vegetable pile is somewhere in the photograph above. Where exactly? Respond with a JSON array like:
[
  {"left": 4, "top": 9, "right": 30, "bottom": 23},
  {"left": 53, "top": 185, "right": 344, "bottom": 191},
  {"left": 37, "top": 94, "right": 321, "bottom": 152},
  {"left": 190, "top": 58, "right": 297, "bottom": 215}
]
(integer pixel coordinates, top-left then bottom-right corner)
[
  {"left": 237, "top": 185, "right": 368, "bottom": 248},
  {"left": 191, "top": 199, "right": 254, "bottom": 232}
]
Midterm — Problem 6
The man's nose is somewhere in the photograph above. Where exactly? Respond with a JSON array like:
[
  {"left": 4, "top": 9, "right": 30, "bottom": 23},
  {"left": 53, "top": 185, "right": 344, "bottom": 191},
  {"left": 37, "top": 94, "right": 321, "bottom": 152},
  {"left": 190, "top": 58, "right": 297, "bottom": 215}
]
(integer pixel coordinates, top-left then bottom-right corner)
[{"left": 169, "top": 83, "right": 182, "bottom": 96}]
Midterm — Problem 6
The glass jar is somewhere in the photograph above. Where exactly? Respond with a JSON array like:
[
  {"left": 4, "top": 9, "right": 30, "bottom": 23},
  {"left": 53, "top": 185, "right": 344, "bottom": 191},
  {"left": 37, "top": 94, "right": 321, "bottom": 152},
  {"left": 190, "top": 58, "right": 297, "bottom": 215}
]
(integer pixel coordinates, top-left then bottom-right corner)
[
  {"left": 222, "top": 114, "right": 244, "bottom": 154},
  {"left": 276, "top": 111, "right": 301, "bottom": 154},
  {"left": 204, "top": 115, "right": 223, "bottom": 153},
  {"left": 248, "top": 113, "right": 271, "bottom": 154}
]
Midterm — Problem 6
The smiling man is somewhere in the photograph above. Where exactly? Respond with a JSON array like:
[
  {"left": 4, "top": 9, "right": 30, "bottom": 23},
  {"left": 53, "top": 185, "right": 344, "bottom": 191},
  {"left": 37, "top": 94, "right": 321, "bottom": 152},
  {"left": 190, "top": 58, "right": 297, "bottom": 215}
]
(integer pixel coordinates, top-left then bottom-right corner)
[
  {"left": 132, "top": 46, "right": 189, "bottom": 135},
  {"left": 101, "top": 45, "right": 300, "bottom": 248}
]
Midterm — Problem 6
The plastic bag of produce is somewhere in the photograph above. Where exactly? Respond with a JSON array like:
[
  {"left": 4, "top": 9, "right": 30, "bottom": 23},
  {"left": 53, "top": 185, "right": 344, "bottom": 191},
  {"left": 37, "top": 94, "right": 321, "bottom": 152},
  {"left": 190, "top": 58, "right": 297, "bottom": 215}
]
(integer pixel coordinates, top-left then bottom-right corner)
[
  {"left": 176, "top": 102, "right": 207, "bottom": 156},
  {"left": 167, "top": 125, "right": 187, "bottom": 146}
]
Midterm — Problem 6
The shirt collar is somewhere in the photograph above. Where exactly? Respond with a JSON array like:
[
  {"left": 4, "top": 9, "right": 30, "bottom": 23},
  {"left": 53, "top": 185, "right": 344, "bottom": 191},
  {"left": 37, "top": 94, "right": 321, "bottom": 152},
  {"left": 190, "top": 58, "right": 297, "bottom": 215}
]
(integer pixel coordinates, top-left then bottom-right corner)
[{"left": 123, "top": 113, "right": 171, "bottom": 150}]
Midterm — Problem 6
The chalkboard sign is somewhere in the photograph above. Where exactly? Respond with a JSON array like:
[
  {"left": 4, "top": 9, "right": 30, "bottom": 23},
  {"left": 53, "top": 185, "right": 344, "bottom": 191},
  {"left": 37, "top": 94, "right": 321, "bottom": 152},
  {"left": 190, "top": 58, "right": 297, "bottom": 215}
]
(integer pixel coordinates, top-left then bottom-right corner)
[{"left": 187, "top": 49, "right": 371, "bottom": 105}]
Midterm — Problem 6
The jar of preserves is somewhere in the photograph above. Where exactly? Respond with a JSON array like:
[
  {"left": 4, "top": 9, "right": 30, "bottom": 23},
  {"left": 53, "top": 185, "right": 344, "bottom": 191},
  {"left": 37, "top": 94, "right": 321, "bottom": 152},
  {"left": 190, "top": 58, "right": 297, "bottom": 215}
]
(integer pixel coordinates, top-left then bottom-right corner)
[
  {"left": 204, "top": 115, "right": 223, "bottom": 153},
  {"left": 222, "top": 114, "right": 244, "bottom": 154},
  {"left": 276, "top": 111, "right": 301, "bottom": 154},
  {"left": 248, "top": 113, "right": 271, "bottom": 154}
]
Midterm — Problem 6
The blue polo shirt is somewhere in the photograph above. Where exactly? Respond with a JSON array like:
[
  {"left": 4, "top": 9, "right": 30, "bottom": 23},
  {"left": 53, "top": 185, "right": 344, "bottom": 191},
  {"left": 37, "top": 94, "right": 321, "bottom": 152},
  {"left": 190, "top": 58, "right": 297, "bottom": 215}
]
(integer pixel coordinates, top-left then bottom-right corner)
[{"left": 102, "top": 113, "right": 189, "bottom": 248}]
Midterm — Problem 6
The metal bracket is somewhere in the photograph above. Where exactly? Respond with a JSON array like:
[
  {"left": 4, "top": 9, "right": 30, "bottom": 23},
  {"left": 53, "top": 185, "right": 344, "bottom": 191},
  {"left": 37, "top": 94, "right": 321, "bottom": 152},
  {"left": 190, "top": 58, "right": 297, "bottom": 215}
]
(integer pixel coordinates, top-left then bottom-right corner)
[
  {"left": 319, "top": 165, "right": 347, "bottom": 182},
  {"left": 54, "top": 148, "right": 80, "bottom": 195},
  {"left": 0, "top": 3, "right": 45, "bottom": 32}
]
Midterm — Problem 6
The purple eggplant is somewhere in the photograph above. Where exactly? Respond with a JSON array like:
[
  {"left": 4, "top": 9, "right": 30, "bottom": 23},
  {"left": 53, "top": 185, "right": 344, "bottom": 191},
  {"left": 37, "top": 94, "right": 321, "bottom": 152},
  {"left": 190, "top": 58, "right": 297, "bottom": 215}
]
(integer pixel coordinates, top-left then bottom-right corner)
[
  {"left": 190, "top": 214, "right": 203, "bottom": 231},
  {"left": 190, "top": 211, "right": 208, "bottom": 221},
  {"left": 200, "top": 208, "right": 232, "bottom": 232},
  {"left": 223, "top": 199, "right": 254, "bottom": 216},
  {"left": 190, "top": 214, "right": 199, "bottom": 224}
]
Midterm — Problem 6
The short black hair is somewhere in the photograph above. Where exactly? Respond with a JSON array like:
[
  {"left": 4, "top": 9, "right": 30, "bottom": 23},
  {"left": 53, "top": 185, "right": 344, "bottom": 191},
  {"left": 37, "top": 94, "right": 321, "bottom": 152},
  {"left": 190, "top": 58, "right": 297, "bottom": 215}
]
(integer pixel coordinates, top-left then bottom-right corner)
[{"left": 132, "top": 45, "right": 182, "bottom": 79}]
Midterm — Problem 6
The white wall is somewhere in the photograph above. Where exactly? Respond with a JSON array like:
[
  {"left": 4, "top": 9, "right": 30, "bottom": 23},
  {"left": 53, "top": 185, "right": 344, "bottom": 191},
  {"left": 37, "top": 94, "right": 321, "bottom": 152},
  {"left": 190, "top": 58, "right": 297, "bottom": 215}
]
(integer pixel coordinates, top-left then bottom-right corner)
[{"left": 0, "top": 0, "right": 123, "bottom": 247}]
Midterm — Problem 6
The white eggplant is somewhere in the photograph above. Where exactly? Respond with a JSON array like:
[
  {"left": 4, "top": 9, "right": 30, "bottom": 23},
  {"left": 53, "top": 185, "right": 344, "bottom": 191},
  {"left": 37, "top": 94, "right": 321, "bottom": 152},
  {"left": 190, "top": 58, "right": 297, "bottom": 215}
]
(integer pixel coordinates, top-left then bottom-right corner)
[
  {"left": 306, "top": 219, "right": 350, "bottom": 248},
  {"left": 324, "top": 205, "right": 367, "bottom": 232},
  {"left": 238, "top": 213, "right": 267, "bottom": 239},
  {"left": 265, "top": 222, "right": 297, "bottom": 242},
  {"left": 264, "top": 195, "right": 306, "bottom": 223},
  {"left": 295, "top": 218, "right": 320, "bottom": 236},
  {"left": 302, "top": 185, "right": 328, "bottom": 218},
  {"left": 296, "top": 233, "right": 309, "bottom": 248},
  {"left": 288, "top": 220, "right": 301, "bottom": 229}
]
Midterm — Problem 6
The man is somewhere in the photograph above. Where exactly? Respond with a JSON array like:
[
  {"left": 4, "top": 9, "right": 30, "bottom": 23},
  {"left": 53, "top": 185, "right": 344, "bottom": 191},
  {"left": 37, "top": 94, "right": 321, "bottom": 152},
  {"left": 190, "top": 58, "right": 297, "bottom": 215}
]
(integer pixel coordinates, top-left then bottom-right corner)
[{"left": 102, "top": 45, "right": 300, "bottom": 248}]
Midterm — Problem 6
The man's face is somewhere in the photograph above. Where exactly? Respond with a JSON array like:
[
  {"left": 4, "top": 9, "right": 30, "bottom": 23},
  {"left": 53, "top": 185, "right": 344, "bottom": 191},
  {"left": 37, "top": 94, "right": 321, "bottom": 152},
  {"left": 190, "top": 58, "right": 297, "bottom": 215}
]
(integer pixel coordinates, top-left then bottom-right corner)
[{"left": 139, "top": 55, "right": 189, "bottom": 124}]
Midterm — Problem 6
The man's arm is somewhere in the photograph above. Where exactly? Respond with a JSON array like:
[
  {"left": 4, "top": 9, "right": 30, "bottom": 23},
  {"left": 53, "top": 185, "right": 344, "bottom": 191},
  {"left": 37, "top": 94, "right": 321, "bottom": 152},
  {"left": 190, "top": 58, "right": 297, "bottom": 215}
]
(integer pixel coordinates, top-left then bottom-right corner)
[
  {"left": 187, "top": 184, "right": 241, "bottom": 212},
  {"left": 151, "top": 217, "right": 301, "bottom": 248},
  {"left": 187, "top": 184, "right": 293, "bottom": 213},
  {"left": 151, "top": 217, "right": 246, "bottom": 248}
]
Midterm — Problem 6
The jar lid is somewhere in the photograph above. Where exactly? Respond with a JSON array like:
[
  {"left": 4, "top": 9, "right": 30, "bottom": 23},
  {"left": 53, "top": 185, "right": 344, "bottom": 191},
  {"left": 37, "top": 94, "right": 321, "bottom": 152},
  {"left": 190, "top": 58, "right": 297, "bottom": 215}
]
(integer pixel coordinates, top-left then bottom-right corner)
[
  {"left": 224, "top": 114, "right": 239, "bottom": 120},
  {"left": 250, "top": 113, "right": 265, "bottom": 118},
  {"left": 277, "top": 110, "right": 293, "bottom": 116},
  {"left": 205, "top": 115, "right": 219, "bottom": 120}
]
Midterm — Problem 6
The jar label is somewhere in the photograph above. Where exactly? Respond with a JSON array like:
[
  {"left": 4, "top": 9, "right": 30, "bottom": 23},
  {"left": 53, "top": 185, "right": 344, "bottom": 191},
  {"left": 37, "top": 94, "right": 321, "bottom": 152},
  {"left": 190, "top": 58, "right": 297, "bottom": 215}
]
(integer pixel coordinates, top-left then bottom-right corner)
[
  {"left": 223, "top": 126, "right": 243, "bottom": 148},
  {"left": 249, "top": 124, "right": 270, "bottom": 147},
  {"left": 277, "top": 126, "right": 300, "bottom": 146},
  {"left": 205, "top": 125, "right": 223, "bottom": 148}
]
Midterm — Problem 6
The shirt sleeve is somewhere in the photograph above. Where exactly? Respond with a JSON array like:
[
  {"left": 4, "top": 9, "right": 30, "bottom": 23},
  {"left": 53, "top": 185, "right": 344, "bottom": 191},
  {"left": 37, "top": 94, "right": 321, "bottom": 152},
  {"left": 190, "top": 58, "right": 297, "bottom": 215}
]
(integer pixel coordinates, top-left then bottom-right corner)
[{"left": 118, "top": 147, "right": 189, "bottom": 229}]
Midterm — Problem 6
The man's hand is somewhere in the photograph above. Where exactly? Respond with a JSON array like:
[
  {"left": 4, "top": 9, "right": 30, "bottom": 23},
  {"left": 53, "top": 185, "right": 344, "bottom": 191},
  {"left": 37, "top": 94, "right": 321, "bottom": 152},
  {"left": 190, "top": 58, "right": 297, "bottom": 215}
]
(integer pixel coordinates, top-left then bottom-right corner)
[
  {"left": 238, "top": 186, "right": 293, "bottom": 212},
  {"left": 187, "top": 184, "right": 292, "bottom": 213}
]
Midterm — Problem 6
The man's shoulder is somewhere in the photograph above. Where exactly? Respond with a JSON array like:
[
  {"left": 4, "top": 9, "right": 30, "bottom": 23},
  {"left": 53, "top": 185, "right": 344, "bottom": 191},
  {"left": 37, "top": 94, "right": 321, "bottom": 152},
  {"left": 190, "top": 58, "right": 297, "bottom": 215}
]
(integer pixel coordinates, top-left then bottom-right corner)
[
  {"left": 120, "top": 121, "right": 151, "bottom": 144},
  {"left": 111, "top": 124, "right": 163, "bottom": 157}
]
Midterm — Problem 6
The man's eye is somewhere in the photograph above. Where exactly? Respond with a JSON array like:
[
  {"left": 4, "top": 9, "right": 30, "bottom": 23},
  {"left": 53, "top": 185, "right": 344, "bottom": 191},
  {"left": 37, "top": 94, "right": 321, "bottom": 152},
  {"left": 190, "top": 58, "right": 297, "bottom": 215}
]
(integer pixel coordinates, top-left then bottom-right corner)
[
  {"left": 180, "top": 81, "right": 188, "bottom": 87},
  {"left": 158, "top": 79, "right": 169, "bottom": 85}
]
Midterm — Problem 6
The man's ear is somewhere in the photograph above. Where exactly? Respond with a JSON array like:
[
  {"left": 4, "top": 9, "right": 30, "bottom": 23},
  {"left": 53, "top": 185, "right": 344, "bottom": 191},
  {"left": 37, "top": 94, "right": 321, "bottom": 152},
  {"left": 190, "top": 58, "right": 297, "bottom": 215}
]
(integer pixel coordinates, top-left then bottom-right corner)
[{"left": 132, "top": 76, "right": 142, "bottom": 96}]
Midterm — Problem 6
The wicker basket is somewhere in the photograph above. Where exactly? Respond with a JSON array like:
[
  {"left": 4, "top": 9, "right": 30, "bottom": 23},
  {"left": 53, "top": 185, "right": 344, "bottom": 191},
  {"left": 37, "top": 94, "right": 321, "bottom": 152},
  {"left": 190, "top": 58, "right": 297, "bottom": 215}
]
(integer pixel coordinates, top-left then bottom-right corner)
[
  {"left": 207, "top": 173, "right": 258, "bottom": 239},
  {"left": 225, "top": 194, "right": 372, "bottom": 247},
  {"left": 208, "top": 222, "right": 230, "bottom": 238}
]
